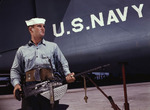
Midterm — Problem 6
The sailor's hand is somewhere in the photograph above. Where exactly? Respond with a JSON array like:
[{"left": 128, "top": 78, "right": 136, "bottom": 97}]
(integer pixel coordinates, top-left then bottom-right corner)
[
  {"left": 66, "top": 72, "right": 75, "bottom": 83},
  {"left": 13, "top": 84, "right": 22, "bottom": 101}
]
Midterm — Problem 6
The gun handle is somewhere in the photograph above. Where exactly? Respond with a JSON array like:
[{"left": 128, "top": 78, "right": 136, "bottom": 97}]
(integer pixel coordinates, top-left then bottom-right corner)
[{"left": 15, "top": 89, "right": 22, "bottom": 101}]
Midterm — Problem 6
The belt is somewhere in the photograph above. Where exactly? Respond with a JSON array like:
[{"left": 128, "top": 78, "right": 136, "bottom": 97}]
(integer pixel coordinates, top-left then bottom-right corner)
[{"left": 26, "top": 68, "right": 53, "bottom": 82}]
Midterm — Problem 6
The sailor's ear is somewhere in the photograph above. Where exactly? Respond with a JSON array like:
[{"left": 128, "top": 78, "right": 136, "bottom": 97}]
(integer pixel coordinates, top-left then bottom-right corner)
[{"left": 29, "top": 26, "right": 34, "bottom": 32}]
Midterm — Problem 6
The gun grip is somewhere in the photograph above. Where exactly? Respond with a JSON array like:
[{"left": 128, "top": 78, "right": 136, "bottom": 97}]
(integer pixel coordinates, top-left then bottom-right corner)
[{"left": 15, "top": 89, "right": 22, "bottom": 101}]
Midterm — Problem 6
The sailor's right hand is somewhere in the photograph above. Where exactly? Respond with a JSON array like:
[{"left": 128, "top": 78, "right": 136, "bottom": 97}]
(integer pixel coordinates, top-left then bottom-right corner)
[{"left": 13, "top": 84, "right": 22, "bottom": 101}]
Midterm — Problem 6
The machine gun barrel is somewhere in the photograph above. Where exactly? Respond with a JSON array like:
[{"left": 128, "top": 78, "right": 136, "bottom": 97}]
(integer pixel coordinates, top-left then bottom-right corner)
[
  {"left": 61, "top": 64, "right": 110, "bottom": 84},
  {"left": 75, "top": 64, "right": 110, "bottom": 77}
]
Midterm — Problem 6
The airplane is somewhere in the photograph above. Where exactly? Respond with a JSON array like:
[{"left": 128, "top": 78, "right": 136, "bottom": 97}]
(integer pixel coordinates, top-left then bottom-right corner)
[{"left": 0, "top": 0, "right": 150, "bottom": 88}]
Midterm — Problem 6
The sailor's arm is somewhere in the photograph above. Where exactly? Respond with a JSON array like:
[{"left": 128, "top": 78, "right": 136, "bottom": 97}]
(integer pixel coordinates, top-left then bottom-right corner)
[
  {"left": 10, "top": 48, "right": 23, "bottom": 98},
  {"left": 54, "top": 44, "right": 75, "bottom": 83}
]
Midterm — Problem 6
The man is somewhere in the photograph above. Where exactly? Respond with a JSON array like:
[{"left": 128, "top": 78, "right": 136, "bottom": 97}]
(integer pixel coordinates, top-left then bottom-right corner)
[{"left": 10, "top": 18, "right": 75, "bottom": 110}]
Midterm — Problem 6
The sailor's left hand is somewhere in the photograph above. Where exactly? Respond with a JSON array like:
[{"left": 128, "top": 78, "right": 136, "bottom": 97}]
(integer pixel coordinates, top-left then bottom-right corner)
[{"left": 66, "top": 72, "right": 75, "bottom": 83}]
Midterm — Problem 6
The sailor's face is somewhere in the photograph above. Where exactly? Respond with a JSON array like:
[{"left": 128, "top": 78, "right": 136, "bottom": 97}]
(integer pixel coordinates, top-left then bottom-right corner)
[{"left": 32, "top": 24, "right": 45, "bottom": 38}]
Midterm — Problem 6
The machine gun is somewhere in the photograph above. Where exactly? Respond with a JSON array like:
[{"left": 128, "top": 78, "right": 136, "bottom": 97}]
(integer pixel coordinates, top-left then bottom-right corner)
[
  {"left": 18, "top": 63, "right": 120, "bottom": 110},
  {"left": 21, "top": 64, "right": 110, "bottom": 98}
]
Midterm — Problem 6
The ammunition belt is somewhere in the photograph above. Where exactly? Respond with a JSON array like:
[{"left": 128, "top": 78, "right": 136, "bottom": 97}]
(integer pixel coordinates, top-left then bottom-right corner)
[{"left": 25, "top": 68, "right": 53, "bottom": 82}]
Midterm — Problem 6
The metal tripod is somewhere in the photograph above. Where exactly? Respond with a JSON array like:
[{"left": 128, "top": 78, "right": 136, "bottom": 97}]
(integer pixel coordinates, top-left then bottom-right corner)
[{"left": 83, "top": 74, "right": 121, "bottom": 110}]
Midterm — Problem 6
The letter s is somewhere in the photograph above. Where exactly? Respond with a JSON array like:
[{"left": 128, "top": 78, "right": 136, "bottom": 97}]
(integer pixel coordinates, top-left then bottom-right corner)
[{"left": 71, "top": 18, "right": 84, "bottom": 33}]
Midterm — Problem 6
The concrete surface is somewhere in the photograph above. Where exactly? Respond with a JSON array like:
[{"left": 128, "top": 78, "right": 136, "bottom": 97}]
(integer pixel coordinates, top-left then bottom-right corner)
[{"left": 0, "top": 82, "right": 150, "bottom": 110}]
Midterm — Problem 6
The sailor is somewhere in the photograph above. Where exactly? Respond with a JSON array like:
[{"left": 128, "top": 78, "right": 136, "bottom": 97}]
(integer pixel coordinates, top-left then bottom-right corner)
[{"left": 10, "top": 18, "right": 75, "bottom": 110}]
